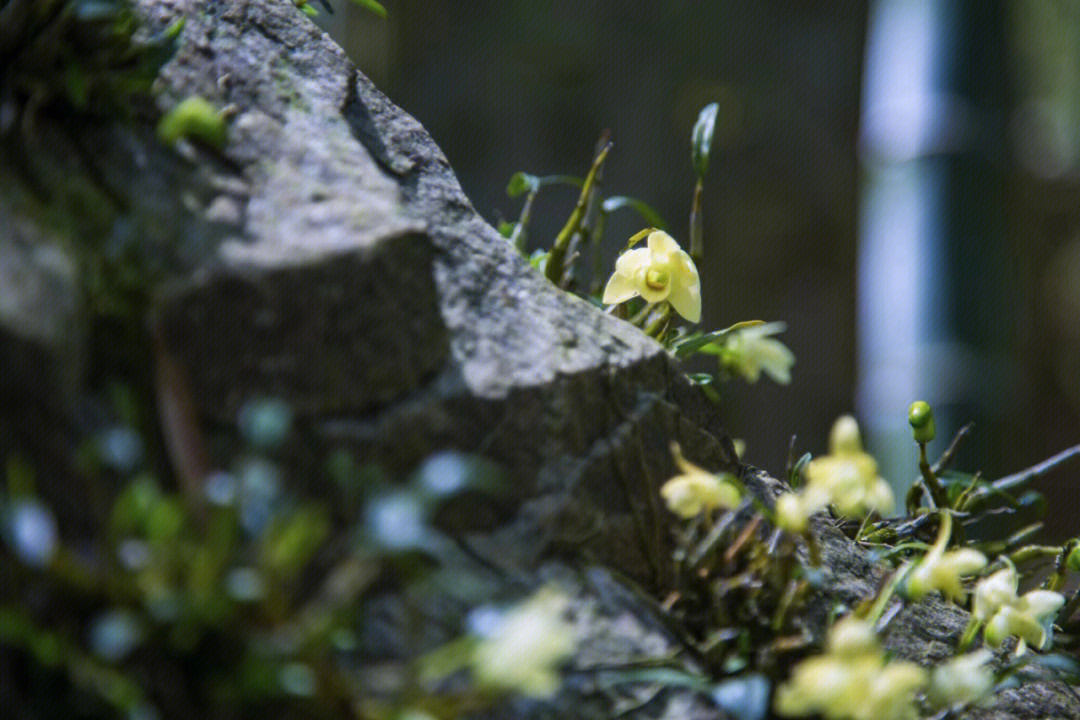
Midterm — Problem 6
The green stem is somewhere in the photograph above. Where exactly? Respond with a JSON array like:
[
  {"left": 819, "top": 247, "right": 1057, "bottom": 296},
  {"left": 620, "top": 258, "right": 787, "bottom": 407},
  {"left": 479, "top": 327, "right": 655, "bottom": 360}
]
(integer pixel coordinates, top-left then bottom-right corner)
[
  {"left": 1057, "top": 586, "right": 1080, "bottom": 629},
  {"left": 958, "top": 616, "right": 981, "bottom": 651},
  {"left": 803, "top": 529, "right": 821, "bottom": 567},
  {"left": 918, "top": 442, "right": 949, "bottom": 509},
  {"left": 866, "top": 564, "right": 911, "bottom": 626},
  {"left": 546, "top": 143, "right": 612, "bottom": 286},
  {"left": 644, "top": 303, "right": 671, "bottom": 337},
  {"left": 628, "top": 302, "right": 656, "bottom": 327},
  {"left": 1009, "top": 545, "right": 1063, "bottom": 565},
  {"left": 510, "top": 190, "right": 536, "bottom": 253},
  {"left": 689, "top": 177, "right": 704, "bottom": 264}
]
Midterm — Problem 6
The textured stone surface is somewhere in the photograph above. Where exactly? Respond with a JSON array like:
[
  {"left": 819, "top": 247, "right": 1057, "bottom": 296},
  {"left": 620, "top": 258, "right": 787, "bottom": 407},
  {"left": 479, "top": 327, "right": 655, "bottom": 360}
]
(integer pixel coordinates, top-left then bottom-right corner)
[{"left": 129, "top": 0, "right": 740, "bottom": 588}]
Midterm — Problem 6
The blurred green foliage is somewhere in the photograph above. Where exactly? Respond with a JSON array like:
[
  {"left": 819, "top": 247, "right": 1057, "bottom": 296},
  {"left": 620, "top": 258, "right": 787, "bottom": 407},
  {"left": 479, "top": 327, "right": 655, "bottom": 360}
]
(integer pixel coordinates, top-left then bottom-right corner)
[{"left": 0, "top": 391, "right": 513, "bottom": 720}]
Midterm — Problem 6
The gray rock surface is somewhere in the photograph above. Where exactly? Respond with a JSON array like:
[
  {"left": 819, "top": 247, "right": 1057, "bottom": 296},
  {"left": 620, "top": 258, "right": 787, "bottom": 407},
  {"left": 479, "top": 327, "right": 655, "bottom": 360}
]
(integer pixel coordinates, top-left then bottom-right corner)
[{"left": 0, "top": 1, "right": 1077, "bottom": 718}]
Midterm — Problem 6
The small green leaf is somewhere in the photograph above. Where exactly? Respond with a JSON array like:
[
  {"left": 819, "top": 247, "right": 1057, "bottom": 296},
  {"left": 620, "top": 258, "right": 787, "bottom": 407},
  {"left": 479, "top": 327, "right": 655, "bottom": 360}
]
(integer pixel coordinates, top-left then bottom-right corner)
[
  {"left": 506, "top": 172, "right": 537, "bottom": 198},
  {"left": 262, "top": 507, "right": 330, "bottom": 577},
  {"left": 497, "top": 221, "right": 516, "bottom": 238},
  {"left": 348, "top": 0, "right": 388, "bottom": 17},
  {"left": 671, "top": 320, "right": 765, "bottom": 358},
  {"left": 789, "top": 452, "right": 811, "bottom": 489},
  {"left": 529, "top": 249, "right": 549, "bottom": 272},
  {"left": 601, "top": 196, "right": 668, "bottom": 230},
  {"left": 692, "top": 102, "right": 720, "bottom": 177},
  {"left": 686, "top": 373, "right": 714, "bottom": 386}
]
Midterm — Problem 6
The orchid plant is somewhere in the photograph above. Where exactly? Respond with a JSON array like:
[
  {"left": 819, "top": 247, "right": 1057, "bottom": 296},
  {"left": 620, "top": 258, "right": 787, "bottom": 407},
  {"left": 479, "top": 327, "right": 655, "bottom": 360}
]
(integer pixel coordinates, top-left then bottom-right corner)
[{"left": 500, "top": 104, "right": 795, "bottom": 397}]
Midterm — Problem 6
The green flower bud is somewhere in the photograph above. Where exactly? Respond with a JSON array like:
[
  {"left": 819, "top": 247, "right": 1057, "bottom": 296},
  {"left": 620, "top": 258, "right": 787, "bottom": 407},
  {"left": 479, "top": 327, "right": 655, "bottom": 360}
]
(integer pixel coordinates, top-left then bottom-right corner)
[{"left": 908, "top": 401, "right": 936, "bottom": 444}]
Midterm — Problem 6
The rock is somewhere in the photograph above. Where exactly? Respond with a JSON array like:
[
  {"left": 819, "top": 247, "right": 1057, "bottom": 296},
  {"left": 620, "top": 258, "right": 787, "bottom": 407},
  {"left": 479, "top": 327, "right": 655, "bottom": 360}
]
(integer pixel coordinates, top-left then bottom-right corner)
[{"left": 132, "top": 0, "right": 739, "bottom": 588}]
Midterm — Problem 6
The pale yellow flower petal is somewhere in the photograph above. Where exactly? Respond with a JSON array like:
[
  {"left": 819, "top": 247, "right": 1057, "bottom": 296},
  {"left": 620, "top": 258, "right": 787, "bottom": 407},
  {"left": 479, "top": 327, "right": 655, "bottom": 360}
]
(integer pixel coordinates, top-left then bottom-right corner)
[
  {"left": 666, "top": 256, "right": 701, "bottom": 322},
  {"left": 647, "top": 230, "right": 682, "bottom": 258},
  {"left": 829, "top": 415, "right": 863, "bottom": 454},
  {"left": 973, "top": 567, "right": 1017, "bottom": 622},
  {"left": 1020, "top": 590, "right": 1066, "bottom": 619},
  {"left": 614, "top": 247, "right": 651, "bottom": 275},
  {"left": 602, "top": 270, "right": 640, "bottom": 305},
  {"left": 929, "top": 650, "right": 994, "bottom": 709}
]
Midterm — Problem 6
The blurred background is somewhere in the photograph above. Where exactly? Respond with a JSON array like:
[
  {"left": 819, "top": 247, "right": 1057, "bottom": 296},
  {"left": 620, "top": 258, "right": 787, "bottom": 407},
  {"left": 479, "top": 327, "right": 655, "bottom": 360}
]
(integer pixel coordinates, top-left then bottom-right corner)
[{"left": 318, "top": 0, "right": 1080, "bottom": 541}]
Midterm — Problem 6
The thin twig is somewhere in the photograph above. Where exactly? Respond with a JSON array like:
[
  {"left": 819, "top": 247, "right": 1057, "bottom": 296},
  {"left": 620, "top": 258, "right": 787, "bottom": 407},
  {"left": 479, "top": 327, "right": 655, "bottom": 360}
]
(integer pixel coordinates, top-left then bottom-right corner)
[
  {"left": 932, "top": 422, "right": 974, "bottom": 474},
  {"left": 970, "top": 443, "right": 1080, "bottom": 503}
]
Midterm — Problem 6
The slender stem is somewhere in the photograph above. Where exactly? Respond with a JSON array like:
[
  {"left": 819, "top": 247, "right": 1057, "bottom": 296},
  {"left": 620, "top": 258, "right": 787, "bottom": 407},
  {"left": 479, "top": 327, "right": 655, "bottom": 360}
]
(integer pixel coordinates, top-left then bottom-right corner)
[
  {"left": 510, "top": 190, "right": 536, "bottom": 253},
  {"left": 1008, "top": 545, "right": 1063, "bottom": 565},
  {"left": 932, "top": 422, "right": 974, "bottom": 474},
  {"left": 628, "top": 302, "right": 656, "bottom": 327},
  {"left": 966, "top": 442, "right": 1080, "bottom": 507},
  {"left": 958, "top": 616, "right": 981, "bottom": 652},
  {"left": 546, "top": 143, "right": 612, "bottom": 286},
  {"left": 1057, "top": 585, "right": 1080, "bottom": 629},
  {"left": 803, "top": 529, "right": 821, "bottom": 567},
  {"left": 866, "top": 564, "right": 911, "bottom": 626},
  {"left": 918, "top": 442, "right": 949, "bottom": 509},
  {"left": 689, "top": 178, "right": 704, "bottom": 263},
  {"left": 644, "top": 303, "right": 671, "bottom": 337}
]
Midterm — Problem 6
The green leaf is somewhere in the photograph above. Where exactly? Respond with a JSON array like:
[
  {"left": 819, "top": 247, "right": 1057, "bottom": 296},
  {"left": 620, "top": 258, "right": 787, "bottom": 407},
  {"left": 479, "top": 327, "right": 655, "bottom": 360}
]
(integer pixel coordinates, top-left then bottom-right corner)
[
  {"left": 599, "top": 667, "right": 712, "bottom": 692},
  {"left": 348, "top": 0, "right": 388, "bottom": 17},
  {"left": 497, "top": 221, "right": 516, "bottom": 238},
  {"left": 506, "top": 172, "right": 538, "bottom": 198},
  {"left": 529, "top": 249, "right": 549, "bottom": 272},
  {"left": 789, "top": 452, "right": 811, "bottom": 489},
  {"left": 671, "top": 320, "right": 765, "bottom": 358},
  {"left": 601, "top": 196, "right": 668, "bottom": 230},
  {"left": 692, "top": 102, "right": 720, "bottom": 177},
  {"left": 686, "top": 373, "right": 714, "bottom": 386},
  {"left": 262, "top": 507, "right": 330, "bottom": 578}
]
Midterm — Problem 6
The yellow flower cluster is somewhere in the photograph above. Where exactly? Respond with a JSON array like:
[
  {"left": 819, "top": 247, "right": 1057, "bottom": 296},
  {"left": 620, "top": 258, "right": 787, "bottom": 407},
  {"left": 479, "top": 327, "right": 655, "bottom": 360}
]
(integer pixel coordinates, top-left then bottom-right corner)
[
  {"left": 776, "top": 415, "right": 893, "bottom": 533},
  {"left": 659, "top": 443, "right": 741, "bottom": 519},
  {"left": 972, "top": 564, "right": 1064, "bottom": 651},
  {"left": 775, "top": 616, "right": 927, "bottom": 720}
]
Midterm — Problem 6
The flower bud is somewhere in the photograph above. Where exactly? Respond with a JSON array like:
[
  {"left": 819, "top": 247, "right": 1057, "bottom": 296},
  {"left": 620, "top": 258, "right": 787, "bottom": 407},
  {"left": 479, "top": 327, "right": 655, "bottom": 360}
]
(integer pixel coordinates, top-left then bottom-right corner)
[{"left": 908, "top": 401, "right": 936, "bottom": 444}]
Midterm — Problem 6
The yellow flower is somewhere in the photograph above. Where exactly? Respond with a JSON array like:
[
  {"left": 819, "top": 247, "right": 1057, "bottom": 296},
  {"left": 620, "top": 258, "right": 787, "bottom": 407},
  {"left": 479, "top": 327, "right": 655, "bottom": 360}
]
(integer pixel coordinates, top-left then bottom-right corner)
[
  {"left": 659, "top": 443, "right": 740, "bottom": 519},
  {"left": 724, "top": 322, "right": 795, "bottom": 384},
  {"left": 775, "top": 616, "right": 927, "bottom": 720},
  {"left": 973, "top": 564, "right": 1065, "bottom": 651},
  {"left": 803, "top": 415, "right": 893, "bottom": 519},
  {"left": 602, "top": 230, "right": 701, "bottom": 322},
  {"left": 972, "top": 567, "right": 1018, "bottom": 623},
  {"left": 905, "top": 513, "right": 987, "bottom": 602},
  {"left": 774, "top": 485, "right": 831, "bottom": 534},
  {"left": 928, "top": 650, "right": 995, "bottom": 709},
  {"left": 471, "top": 588, "right": 576, "bottom": 698}
]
